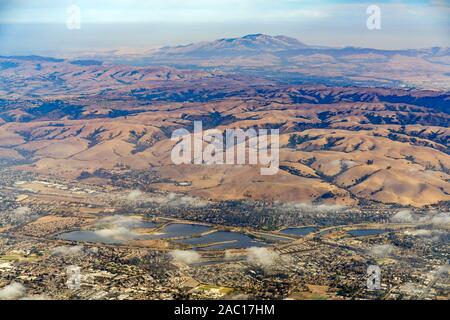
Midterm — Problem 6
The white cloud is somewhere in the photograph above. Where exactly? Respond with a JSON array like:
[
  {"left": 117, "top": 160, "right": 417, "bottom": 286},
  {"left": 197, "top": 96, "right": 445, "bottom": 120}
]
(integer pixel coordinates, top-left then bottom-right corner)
[
  {"left": 369, "top": 244, "right": 395, "bottom": 258},
  {"left": 429, "top": 212, "right": 450, "bottom": 225},
  {"left": 170, "top": 250, "right": 202, "bottom": 265},
  {"left": 246, "top": 247, "right": 279, "bottom": 267},
  {"left": 89, "top": 247, "right": 99, "bottom": 254},
  {"left": 127, "top": 190, "right": 144, "bottom": 202},
  {"left": 14, "top": 206, "right": 31, "bottom": 216},
  {"left": 9, "top": 206, "right": 34, "bottom": 223},
  {"left": 93, "top": 215, "right": 143, "bottom": 241},
  {"left": 392, "top": 210, "right": 450, "bottom": 227},
  {"left": 391, "top": 210, "right": 414, "bottom": 223},
  {"left": 399, "top": 283, "right": 425, "bottom": 296},
  {"left": 279, "top": 202, "right": 345, "bottom": 212},
  {"left": 404, "top": 229, "right": 446, "bottom": 240},
  {"left": 0, "top": 282, "right": 50, "bottom": 300},
  {"left": 434, "top": 265, "right": 449, "bottom": 278},
  {"left": 51, "top": 245, "right": 84, "bottom": 256},
  {"left": 94, "top": 226, "right": 138, "bottom": 241},
  {"left": 124, "top": 191, "right": 209, "bottom": 208},
  {"left": 405, "top": 229, "right": 433, "bottom": 237},
  {"left": 0, "top": 282, "right": 26, "bottom": 300},
  {"left": 224, "top": 250, "right": 235, "bottom": 261}
]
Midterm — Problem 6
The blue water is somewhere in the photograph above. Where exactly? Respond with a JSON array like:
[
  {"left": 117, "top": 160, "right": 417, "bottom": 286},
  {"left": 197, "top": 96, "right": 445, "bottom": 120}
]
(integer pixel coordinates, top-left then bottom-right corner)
[
  {"left": 150, "top": 224, "right": 212, "bottom": 239},
  {"left": 58, "top": 217, "right": 159, "bottom": 244},
  {"left": 120, "top": 220, "right": 158, "bottom": 229},
  {"left": 58, "top": 231, "right": 128, "bottom": 244},
  {"left": 280, "top": 227, "right": 317, "bottom": 237},
  {"left": 58, "top": 223, "right": 212, "bottom": 244},
  {"left": 257, "top": 234, "right": 291, "bottom": 242},
  {"left": 178, "top": 231, "right": 266, "bottom": 250}
]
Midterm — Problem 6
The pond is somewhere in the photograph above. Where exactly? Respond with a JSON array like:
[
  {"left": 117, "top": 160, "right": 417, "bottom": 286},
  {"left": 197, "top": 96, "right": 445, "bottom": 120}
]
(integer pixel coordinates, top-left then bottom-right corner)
[
  {"left": 177, "top": 231, "right": 267, "bottom": 250},
  {"left": 57, "top": 223, "right": 212, "bottom": 244},
  {"left": 149, "top": 223, "right": 212, "bottom": 239},
  {"left": 280, "top": 227, "right": 317, "bottom": 237},
  {"left": 58, "top": 230, "right": 127, "bottom": 244}
]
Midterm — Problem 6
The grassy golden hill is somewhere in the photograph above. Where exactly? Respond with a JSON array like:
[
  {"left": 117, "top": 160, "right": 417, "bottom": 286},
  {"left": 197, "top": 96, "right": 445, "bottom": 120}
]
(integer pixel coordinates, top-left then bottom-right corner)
[{"left": 0, "top": 58, "right": 449, "bottom": 207}]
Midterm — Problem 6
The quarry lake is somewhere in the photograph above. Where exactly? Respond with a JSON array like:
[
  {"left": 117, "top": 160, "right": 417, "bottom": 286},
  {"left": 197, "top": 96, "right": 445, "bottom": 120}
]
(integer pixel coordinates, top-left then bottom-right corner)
[
  {"left": 177, "top": 231, "right": 266, "bottom": 250},
  {"left": 280, "top": 227, "right": 317, "bottom": 237},
  {"left": 57, "top": 223, "right": 212, "bottom": 244},
  {"left": 147, "top": 223, "right": 212, "bottom": 239},
  {"left": 57, "top": 222, "right": 271, "bottom": 250},
  {"left": 57, "top": 230, "right": 131, "bottom": 244}
]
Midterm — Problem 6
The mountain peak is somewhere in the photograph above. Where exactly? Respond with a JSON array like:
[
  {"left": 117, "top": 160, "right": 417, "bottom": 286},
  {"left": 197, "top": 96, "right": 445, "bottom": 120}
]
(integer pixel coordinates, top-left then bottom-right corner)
[
  {"left": 242, "top": 33, "right": 266, "bottom": 39},
  {"left": 237, "top": 33, "right": 306, "bottom": 47},
  {"left": 212, "top": 34, "right": 308, "bottom": 51},
  {"left": 157, "top": 34, "right": 308, "bottom": 57}
]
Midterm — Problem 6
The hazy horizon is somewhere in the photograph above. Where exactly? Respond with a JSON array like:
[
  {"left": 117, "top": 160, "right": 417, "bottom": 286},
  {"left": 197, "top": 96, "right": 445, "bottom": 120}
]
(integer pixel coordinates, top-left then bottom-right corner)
[{"left": 0, "top": 0, "right": 449, "bottom": 55}]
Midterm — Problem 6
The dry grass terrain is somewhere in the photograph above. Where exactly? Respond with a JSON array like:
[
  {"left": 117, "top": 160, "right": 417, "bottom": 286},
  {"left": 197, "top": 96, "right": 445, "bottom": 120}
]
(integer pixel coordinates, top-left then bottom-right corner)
[{"left": 0, "top": 55, "right": 449, "bottom": 208}]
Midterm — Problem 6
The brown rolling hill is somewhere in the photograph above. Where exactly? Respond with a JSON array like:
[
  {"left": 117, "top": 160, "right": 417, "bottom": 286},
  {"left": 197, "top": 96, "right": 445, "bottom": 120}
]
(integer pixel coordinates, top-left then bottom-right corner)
[{"left": 0, "top": 56, "right": 449, "bottom": 208}]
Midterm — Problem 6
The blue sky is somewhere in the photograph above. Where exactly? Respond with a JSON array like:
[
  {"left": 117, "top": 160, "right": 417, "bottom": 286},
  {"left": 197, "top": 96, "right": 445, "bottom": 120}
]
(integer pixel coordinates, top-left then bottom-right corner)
[{"left": 0, "top": 0, "right": 448, "bottom": 54}]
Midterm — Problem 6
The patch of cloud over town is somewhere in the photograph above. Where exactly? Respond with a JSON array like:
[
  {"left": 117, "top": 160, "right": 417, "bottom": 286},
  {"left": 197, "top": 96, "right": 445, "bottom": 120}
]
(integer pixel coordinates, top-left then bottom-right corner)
[
  {"left": 246, "top": 247, "right": 280, "bottom": 267},
  {"left": 391, "top": 210, "right": 450, "bottom": 225},
  {"left": 170, "top": 250, "right": 202, "bottom": 265},
  {"left": 0, "top": 282, "right": 26, "bottom": 300},
  {"left": 391, "top": 210, "right": 415, "bottom": 223},
  {"left": 51, "top": 245, "right": 85, "bottom": 256},
  {"left": 390, "top": 210, "right": 449, "bottom": 243},
  {"left": 3, "top": 206, "right": 36, "bottom": 224},
  {"left": 276, "top": 202, "right": 346, "bottom": 214},
  {"left": 369, "top": 244, "right": 396, "bottom": 258},
  {"left": 124, "top": 190, "right": 209, "bottom": 208},
  {"left": 93, "top": 215, "right": 143, "bottom": 242},
  {"left": 0, "top": 282, "right": 50, "bottom": 300}
]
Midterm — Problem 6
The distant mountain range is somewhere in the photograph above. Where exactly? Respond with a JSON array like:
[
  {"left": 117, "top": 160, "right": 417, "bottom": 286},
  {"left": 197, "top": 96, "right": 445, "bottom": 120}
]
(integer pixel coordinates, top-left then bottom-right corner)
[
  {"left": 154, "top": 33, "right": 448, "bottom": 58},
  {"left": 157, "top": 34, "right": 310, "bottom": 55},
  {"left": 103, "top": 34, "right": 450, "bottom": 90},
  {"left": 2, "top": 34, "right": 449, "bottom": 90}
]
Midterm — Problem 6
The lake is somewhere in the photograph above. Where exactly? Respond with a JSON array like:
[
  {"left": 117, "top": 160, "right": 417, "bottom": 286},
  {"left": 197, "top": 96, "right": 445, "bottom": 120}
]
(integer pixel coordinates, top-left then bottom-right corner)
[
  {"left": 178, "top": 231, "right": 267, "bottom": 250},
  {"left": 280, "top": 227, "right": 317, "bottom": 237},
  {"left": 57, "top": 223, "right": 212, "bottom": 244},
  {"left": 58, "top": 230, "right": 127, "bottom": 244},
  {"left": 149, "top": 223, "right": 212, "bottom": 239}
]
